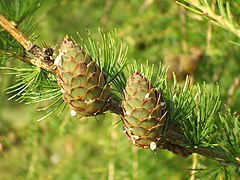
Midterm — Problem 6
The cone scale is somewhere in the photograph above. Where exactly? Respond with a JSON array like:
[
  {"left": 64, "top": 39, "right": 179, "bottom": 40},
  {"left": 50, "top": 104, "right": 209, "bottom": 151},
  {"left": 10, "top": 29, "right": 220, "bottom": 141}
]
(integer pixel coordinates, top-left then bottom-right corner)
[
  {"left": 55, "top": 35, "right": 111, "bottom": 117},
  {"left": 122, "top": 72, "right": 167, "bottom": 150}
]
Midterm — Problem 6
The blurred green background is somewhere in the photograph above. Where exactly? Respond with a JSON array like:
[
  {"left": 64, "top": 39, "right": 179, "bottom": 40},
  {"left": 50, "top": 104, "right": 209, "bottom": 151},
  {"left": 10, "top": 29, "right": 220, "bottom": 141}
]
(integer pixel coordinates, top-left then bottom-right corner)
[{"left": 1, "top": 0, "right": 240, "bottom": 179}]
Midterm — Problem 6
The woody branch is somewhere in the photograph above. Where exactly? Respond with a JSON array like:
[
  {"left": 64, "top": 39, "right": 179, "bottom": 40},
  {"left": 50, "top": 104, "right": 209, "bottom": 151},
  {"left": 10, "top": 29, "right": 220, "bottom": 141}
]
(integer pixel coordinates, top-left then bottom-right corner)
[{"left": 0, "top": 15, "right": 56, "bottom": 73}]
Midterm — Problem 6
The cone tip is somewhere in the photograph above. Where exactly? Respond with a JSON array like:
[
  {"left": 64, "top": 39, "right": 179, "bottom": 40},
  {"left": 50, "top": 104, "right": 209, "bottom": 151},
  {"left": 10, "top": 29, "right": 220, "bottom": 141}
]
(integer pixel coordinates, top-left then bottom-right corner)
[{"left": 63, "top": 34, "right": 74, "bottom": 42}]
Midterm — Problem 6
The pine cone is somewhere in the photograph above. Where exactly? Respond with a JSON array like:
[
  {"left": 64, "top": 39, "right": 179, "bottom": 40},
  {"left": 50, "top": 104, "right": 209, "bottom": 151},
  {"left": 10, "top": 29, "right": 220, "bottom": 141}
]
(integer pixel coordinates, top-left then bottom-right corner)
[
  {"left": 122, "top": 72, "right": 167, "bottom": 150},
  {"left": 55, "top": 35, "right": 111, "bottom": 117}
]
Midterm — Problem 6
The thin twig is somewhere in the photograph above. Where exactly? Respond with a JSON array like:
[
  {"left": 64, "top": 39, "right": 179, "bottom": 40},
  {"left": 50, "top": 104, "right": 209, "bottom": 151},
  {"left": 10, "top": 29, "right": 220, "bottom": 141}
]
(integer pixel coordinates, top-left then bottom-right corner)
[
  {"left": 180, "top": 6, "right": 188, "bottom": 52},
  {"left": 132, "top": 146, "right": 139, "bottom": 180},
  {"left": 140, "top": 0, "right": 154, "bottom": 12},
  {"left": 227, "top": 74, "right": 240, "bottom": 106},
  {"left": 179, "top": 0, "right": 240, "bottom": 37},
  {"left": 206, "top": 0, "right": 216, "bottom": 55},
  {"left": 0, "top": 15, "right": 33, "bottom": 50},
  {"left": 108, "top": 122, "right": 117, "bottom": 180},
  {"left": 0, "top": 15, "right": 56, "bottom": 73},
  {"left": 190, "top": 153, "right": 198, "bottom": 180},
  {"left": 100, "top": 0, "right": 113, "bottom": 26},
  {"left": 26, "top": 131, "right": 38, "bottom": 180},
  {"left": 165, "top": 125, "right": 231, "bottom": 163},
  {"left": 21, "top": 56, "right": 56, "bottom": 73}
]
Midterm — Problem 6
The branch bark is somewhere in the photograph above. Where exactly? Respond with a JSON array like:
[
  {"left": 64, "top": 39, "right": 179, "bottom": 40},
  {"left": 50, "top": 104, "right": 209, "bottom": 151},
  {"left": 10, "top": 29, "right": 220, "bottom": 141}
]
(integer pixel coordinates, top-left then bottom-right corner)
[
  {"left": 182, "top": 0, "right": 240, "bottom": 38},
  {"left": 165, "top": 124, "right": 230, "bottom": 163},
  {"left": 0, "top": 15, "right": 33, "bottom": 50},
  {"left": 0, "top": 15, "right": 56, "bottom": 73}
]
